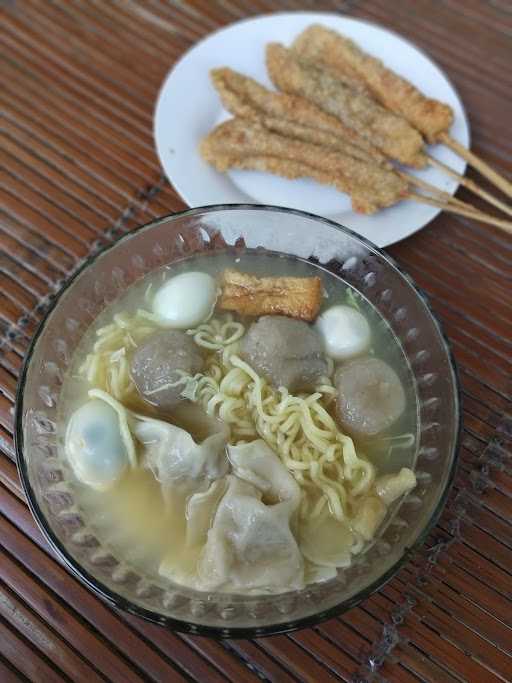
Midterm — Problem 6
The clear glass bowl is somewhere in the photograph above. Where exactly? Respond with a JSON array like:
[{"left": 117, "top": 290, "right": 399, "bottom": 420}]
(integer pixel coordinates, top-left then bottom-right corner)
[{"left": 15, "top": 205, "right": 460, "bottom": 637}]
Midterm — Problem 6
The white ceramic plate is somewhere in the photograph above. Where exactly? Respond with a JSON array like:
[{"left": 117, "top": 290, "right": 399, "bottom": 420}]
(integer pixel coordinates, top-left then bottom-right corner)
[{"left": 154, "top": 12, "right": 470, "bottom": 247}]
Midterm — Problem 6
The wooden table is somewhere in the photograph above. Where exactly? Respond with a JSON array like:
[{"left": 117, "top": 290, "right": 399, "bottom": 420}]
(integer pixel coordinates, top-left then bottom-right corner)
[{"left": 1, "top": 2, "right": 511, "bottom": 681}]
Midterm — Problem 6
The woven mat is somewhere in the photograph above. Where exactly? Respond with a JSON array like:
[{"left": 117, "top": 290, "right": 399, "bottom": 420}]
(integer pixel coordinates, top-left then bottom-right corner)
[{"left": 0, "top": 2, "right": 511, "bottom": 682}]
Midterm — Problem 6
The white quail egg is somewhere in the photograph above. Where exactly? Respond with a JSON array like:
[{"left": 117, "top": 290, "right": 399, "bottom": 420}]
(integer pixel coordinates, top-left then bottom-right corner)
[
  {"left": 65, "top": 400, "right": 128, "bottom": 490},
  {"left": 152, "top": 271, "right": 218, "bottom": 328},
  {"left": 315, "top": 305, "right": 371, "bottom": 361}
]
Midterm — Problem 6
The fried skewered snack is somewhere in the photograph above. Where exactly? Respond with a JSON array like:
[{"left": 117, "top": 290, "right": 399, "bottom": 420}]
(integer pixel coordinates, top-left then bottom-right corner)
[
  {"left": 212, "top": 68, "right": 362, "bottom": 138},
  {"left": 201, "top": 119, "right": 512, "bottom": 232},
  {"left": 269, "top": 42, "right": 512, "bottom": 212},
  {"left": 209, "top": 69, "right": 489, "bottom": 216},
  {"left": 292, "top": 25, "right": 453, "bottom": 143},
  {"left": 292, "top": 24, "right": 512, "bottom": 202},
  {"left": 266, "top": 43, "right": 427, "bottom": 168},
  {"left": 205, "top": 71, "right": 512, "bottom": 230},
  {"left": 200, "top": 118, "right": 409, "bottom": 213},
  {"left": 211, "top": 68, "right": 390, "bottom": 167}
]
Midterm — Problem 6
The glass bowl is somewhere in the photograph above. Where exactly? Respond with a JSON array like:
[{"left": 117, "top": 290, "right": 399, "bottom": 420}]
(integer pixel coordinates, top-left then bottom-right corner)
[{"left": 15, "top": 205, "right": 460, "bottom": 638}]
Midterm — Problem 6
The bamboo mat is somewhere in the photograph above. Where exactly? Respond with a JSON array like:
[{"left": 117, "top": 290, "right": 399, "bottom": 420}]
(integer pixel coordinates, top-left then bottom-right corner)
[{"left": 0, "top": 1, "right": 511, "bottom": 681}]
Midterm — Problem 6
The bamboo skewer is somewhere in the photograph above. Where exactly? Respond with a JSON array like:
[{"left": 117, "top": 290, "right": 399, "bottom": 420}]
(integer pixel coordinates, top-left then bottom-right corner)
[
  {"left": 399, "top": 172, "right": 470, "bottom": 210},
  {"left": 427, "top": 154, "right": 512, "bottom": 218},
  {"left": 398, "top": 172, "right": 512, "bottom": 230},
  {"left": 439, "top": 133, "right": 512, "bottom": 200},
  {"left": 408, "top": 193, "right": 512, "bottom": 234},
  {"left": 404, "top": 173, "right": 512, "bottom": 228}
]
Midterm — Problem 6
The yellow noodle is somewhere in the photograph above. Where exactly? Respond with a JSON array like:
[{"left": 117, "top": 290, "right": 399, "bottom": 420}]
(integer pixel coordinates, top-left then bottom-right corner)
[
  {"left": 80, "top": 310, "right": 162, "bottom": 401},
  {"left": 184, "top": 315, "right": 375, "bottom": 523},
  {"left": 82, "top": 310, "right": 380, "bottom": 531}
]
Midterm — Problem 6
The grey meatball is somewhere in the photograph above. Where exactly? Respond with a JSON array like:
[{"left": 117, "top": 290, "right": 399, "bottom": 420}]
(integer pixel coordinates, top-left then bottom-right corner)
[
  {"left": 241, "top": 316, "right": 328, "bottom": 392},
  {"left": 335, "top": 357, "right": 405, "bottom": 438},
  {"left": 130, "top": 330, "right": 203, "bottom": 409}
]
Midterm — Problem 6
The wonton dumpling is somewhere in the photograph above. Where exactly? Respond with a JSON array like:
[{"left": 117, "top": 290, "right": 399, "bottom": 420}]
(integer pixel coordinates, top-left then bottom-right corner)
[
  {"left": 185, "top": 478, "right": 227, "bottom": 548},
  {"left": 133, "top": 414, "right": 229, "bottom": 496},
  {"left": 197, "top": 475, "right": 304, "bottom": 592},
  {"left": 304, "top": 561, "right": 337, "bottom": 585},
  {"left": 299, "top": 513, "right": 354, "bottom": 568},
  {"left": 375, "top": 467, "right": 416, "bottom": 505},
  {"left": 351, "top": 496, "right": 387, "bottom": 542},
  {"left": 159, "top": 478, "right": 227, "bottom": 587},
  {"left": 227, "top": 440, "right": 301, "bottom": 507}
]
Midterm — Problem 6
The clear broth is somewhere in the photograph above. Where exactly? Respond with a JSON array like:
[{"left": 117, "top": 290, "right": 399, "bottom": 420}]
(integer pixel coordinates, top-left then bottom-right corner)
[{"left": 59, "top": 250, "right": 419, "bottom": 584}]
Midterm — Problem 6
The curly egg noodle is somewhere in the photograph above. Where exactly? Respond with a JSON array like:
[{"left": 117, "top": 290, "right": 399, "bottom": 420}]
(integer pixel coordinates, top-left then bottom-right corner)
[
  {"left": 79, "top": 311, "right": 376, "bottom": 524},
  {"left": 78, "top": 310, "right": 161, "bottom": 405},
  {"left": 184, "top": 316, "right": 375, "bottom": 522}
]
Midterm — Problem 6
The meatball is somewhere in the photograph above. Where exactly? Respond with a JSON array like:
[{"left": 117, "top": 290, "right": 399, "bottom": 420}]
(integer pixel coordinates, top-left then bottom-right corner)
[
  {"left": 335, "top": 357, "right": 405, "bottom": 438},
  {"left": 130, "top": 330, "right": 203, "bottom": 409},
  {"left": 241, "top": 316, "right": 328, "bottom": 392}
]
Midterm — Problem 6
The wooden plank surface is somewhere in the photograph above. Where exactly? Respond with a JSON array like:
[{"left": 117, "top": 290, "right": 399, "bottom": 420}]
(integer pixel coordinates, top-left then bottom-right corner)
[{"left": 0, "top": 1, "right": 511, "bottom": 681}]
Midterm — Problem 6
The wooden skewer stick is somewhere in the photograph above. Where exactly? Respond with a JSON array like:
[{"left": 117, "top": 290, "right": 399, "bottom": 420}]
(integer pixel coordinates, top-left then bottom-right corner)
[
  {"left": 439, "top": 133, "right": 512, "bottom": 200},
  {"left": 400, "top": 172, "right": 512, "bottom": 228},
  {"left": 407, "top": 192, "right": 512, "bottom": 235},
  {"left": 427, "top": 154, "right": 512, "bottom": 218},
  {"left": 400, "top": 172, "right": 470, "bottom": 210}
]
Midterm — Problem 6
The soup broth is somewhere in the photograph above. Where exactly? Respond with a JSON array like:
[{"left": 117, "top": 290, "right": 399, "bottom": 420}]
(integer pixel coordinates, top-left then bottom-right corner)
[{"left": 59, "top": 250, "right": 418, "bottom": 593}]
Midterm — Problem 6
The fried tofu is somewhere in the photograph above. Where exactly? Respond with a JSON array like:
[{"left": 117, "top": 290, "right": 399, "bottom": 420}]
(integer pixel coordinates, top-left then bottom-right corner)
[{"left": 218, "top": 269, "right": 322, "bottom": 321}]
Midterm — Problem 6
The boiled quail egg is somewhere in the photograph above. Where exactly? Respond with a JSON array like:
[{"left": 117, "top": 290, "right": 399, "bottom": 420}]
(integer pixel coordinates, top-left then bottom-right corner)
[
  {"left": 315, "top": 305, "right": 371, "bottom": 361},
  {"left": 65, "top": 399, "right": 128, "bottom": 490},
  {"left": 152, "top": 272, "right": 218, "bottom": 328}
]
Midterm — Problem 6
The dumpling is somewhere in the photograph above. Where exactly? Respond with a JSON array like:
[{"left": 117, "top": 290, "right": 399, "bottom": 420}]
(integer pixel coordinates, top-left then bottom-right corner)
[
  {"left": 133, "top": 413, "right": 229, "bottom": 496},
  {"left": 351, "top": 496, "right": 387, "bottom": 542},
  {"left": 197, "top": 475, "right": 304, "bottom": 592},
  {"left": 185, "top": 479, "right": 227, "bottom": 548},
  {"left": 304, "top": 561, "right": 337, "bottom": 585},
  {"left": 65, "top": 389, "right": 138, "bottom": 491},
  {"left": 160, "top": 440, "right": 303, "bottom": 592},
  {"left": 299, "top": 512, "right": 354, "bottom": 568},
  {"left": 375, "top": 467, "right": 416, "bottom": 505},
  {"left": 159, "top": 478, "right": 227, "bottom": 586},
  {"left": 227, "top": 440, "right": 301, "bottom": 508}
]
